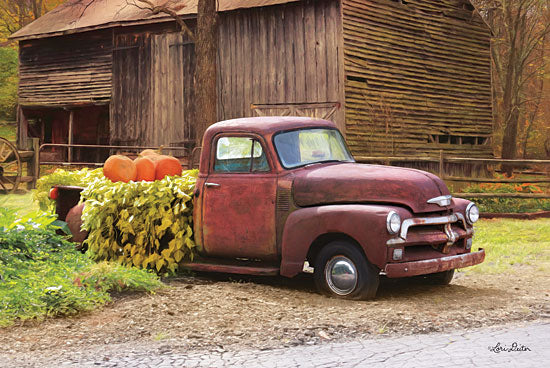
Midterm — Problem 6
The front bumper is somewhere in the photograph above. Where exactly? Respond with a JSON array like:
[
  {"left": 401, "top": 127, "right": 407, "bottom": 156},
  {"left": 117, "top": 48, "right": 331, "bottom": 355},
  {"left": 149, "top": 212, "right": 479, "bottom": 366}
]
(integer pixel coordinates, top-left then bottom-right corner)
[{"left": 384, "top": 249, "right": 485, "bottom": 278}]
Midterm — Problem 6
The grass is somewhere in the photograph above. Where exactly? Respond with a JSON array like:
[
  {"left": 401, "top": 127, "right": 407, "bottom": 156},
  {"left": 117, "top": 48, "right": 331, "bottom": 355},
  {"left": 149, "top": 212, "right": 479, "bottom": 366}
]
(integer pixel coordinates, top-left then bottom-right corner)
[
  {"left": 0, "top": 192, "right": 38, "bottom": 216},
  {"left": 0, "top": 120, "right": 16, "bottom": 141},
  {"left": 468, "top": 218, "right": 550, "bottom": 274}
]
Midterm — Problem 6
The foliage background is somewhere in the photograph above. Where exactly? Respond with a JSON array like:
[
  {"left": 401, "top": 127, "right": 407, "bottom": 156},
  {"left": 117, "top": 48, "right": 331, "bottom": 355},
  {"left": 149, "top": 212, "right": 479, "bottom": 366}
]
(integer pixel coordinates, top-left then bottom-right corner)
[{"left": 0, "top": 0, "right": 65, "bottom": 121}]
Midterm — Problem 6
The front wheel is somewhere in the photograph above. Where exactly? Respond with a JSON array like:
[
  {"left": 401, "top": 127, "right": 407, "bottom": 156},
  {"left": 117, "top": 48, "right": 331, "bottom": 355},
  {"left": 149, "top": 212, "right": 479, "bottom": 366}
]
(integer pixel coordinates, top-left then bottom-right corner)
[
  {"left": 424, "top": 269, "right": 455, "bottom": 285},
  {"left": 314, "top": 241, "right": 379, "bottom": 300}
]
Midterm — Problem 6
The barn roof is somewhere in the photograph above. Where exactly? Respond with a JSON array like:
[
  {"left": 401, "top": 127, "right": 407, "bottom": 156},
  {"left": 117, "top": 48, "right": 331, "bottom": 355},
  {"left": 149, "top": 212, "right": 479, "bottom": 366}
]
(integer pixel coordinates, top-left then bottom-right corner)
[{"left": 10, "top": 0, "right": 299, "bottom": 40}]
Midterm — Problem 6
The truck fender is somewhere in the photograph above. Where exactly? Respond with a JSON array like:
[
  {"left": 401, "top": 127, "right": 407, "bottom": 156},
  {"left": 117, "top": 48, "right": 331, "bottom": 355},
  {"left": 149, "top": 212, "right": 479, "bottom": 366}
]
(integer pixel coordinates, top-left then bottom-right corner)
[{"left": 280, "top": 205, "right": 399, "bottom": 277}]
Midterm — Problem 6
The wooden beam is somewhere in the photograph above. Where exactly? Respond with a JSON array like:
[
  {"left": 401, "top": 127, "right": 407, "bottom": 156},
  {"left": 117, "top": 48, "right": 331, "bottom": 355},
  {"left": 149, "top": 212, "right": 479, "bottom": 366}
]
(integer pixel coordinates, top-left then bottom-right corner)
[
  {"left": 68, "top": 110, "right": 74, "bottom": 163},
  {"left": 17, "top": 106, "right": 28, "bottom": 150}
]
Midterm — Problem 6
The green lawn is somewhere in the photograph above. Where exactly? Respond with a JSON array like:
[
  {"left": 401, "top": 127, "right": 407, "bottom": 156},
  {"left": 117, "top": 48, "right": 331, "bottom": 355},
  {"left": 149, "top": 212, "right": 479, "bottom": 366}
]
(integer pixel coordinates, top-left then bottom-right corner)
[
  {"left": 0, "top": 192, "right": 39, "bottom": 216},
  {"left": 469, "top": 218, "right": 550, "bottom": 274},
  {"left": 0, "top": 120, "right": 16, "bottom": 141}
]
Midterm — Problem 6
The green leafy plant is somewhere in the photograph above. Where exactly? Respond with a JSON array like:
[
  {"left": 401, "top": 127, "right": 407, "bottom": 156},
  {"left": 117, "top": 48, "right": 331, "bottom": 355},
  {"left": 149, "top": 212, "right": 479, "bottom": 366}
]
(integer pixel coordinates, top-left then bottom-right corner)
[
  {"left": 461, "top": 182, "right": 550, "bottom": 213},
  {"left": 74, "top": 261, "right": 162, "bottom": 292},
  {"left": 0, "top": 208, "right": 162, "bottom": 327},
  {"left": 81, "top": 170, "right": 198, "bottom": 273},
  {"left": 33, "top": 168, "right": 103, "bottom": 212}
]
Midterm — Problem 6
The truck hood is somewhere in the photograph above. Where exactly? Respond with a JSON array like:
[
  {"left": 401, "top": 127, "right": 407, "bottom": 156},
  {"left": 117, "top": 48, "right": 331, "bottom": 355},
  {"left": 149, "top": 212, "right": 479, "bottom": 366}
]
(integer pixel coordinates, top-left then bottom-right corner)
[{"left": 292, "top": 163, "right": 451, "bottom": 213}]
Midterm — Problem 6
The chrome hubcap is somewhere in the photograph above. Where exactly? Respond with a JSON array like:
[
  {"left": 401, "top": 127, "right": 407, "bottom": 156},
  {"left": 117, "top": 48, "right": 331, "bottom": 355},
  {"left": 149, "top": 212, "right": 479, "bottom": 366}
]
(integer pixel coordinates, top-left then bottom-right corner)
[{"left": 325, "top": 256, "right": 358, "bottom": 296}]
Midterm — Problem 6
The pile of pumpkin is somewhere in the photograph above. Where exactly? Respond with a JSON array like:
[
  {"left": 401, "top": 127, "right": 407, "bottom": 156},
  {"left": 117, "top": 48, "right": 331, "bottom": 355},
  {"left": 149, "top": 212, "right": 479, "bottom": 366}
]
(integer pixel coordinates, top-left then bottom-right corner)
[{"left": 103, "top": 149, "right": 183, "bottom": 182}]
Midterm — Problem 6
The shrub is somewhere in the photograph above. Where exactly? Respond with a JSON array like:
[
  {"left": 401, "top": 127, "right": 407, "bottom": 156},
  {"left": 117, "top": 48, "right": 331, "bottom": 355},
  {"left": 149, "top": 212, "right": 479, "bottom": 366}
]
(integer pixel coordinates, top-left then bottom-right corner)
[
  {"left": 0, "top": 208, "right": 162, "bottom": 327},
  {"left": 33, "top": 168, "right": 103, "bottom": 212},
  {"left": 461, "top": 182, "right": 550, "bottom": 213},
  {"left": 81, "top": 170, "right": 198, "bottom": 273}
]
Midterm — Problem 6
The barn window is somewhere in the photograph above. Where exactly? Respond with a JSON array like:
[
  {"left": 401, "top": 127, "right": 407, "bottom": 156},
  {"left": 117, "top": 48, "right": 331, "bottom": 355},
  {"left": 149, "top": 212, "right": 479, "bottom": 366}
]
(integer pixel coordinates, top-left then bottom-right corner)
[{"left": 429, "top": 134, "right": 488, "bottom": 146}]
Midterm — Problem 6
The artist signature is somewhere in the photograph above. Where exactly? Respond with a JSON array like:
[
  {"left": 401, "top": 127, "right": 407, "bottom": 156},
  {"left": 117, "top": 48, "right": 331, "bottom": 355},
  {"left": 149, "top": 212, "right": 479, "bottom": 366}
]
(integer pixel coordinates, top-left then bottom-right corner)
[{"left": 488, "top": 342, "right": 531, "bottom": 353}]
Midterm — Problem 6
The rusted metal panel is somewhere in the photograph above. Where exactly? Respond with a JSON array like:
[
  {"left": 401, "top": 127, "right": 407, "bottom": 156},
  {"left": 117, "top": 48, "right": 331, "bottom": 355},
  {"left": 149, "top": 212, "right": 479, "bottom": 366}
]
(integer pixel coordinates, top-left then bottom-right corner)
[
  {"left": 279, "top": 204, "right": 395, "bottom": 277},
  {"left": 181, "top": 261, "right": 279, "bottom": 276},
  {"left": 384, "top": 249, "right": 485, "bottom": 278},
  {"left": 292, "top": 163, "right": 451, "bottom": 214},
  {"left": 10, "top": 0, "right": 300, "bottom": 40},
  {"left": 201, "top": 171, "right": 278, "bottom": 260}
]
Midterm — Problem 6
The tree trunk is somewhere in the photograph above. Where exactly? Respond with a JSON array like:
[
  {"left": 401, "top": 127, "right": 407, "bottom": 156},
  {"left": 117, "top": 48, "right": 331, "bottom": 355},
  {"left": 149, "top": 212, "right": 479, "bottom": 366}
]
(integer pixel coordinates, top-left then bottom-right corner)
[
  {"left": 501, "top": 102, "right": 520, "bottom": 176},
  {"left": 194, "top": 0, "right": 218, "bottom": 148}
]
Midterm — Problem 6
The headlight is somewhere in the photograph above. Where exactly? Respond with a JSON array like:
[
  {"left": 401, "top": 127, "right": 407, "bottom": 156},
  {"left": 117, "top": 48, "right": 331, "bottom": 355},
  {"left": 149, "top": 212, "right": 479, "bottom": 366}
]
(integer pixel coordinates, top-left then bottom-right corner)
[
  {"left": 386, "top": 211, "right": 401, "bottom": 235},
  {"left": 465, "top": 203, "right": 479, "bottom": 224}
]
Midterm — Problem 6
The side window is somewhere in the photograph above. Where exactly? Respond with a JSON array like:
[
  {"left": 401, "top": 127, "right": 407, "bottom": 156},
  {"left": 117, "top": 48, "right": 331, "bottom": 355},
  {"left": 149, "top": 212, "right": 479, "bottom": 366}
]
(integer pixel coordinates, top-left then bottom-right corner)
[{"left": 214, "top": 137, "right": 270, "bottom": 173}]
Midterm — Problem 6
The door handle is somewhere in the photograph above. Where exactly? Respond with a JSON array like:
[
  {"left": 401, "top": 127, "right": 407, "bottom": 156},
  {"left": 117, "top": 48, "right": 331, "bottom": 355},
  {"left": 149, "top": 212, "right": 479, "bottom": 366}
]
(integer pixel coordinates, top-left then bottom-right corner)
[{"left": 205, "top": 182, "right": 221, "bottom": 188}]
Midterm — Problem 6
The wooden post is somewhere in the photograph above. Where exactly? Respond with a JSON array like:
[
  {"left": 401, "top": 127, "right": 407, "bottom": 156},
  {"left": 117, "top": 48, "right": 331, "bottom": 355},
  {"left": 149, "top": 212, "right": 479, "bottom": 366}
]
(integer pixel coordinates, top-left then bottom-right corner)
[
  {"left": 17, "top": 106, "right": 29, "bottom": 150},
  {"left": 439, "top": 150, "right": 444, "bottom": 178},
  {"left": 28, "top": 138, "right": 40, "bottom": 189},
  {"left": 68, "top": 110, "right": 74, "bottom": 163}
]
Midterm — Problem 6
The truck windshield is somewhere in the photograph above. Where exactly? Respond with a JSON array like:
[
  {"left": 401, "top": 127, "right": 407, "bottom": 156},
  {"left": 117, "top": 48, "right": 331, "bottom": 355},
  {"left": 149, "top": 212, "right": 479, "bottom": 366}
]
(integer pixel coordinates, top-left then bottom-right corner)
[{"left": 273, "top": 128, "right": 354, "bottom": 169}]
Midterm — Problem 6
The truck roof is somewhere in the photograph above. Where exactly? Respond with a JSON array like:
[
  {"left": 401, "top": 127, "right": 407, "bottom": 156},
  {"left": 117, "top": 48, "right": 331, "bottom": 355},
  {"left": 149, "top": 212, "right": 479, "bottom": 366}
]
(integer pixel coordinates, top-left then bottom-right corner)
[{"left": 206, "top": 116, "right": 337, "bottom": 136}]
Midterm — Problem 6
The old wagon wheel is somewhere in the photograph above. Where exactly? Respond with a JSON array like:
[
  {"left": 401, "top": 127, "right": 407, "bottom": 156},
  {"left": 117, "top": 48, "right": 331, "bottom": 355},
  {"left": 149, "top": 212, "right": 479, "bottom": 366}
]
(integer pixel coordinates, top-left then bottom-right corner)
[{"left": 0, "top": 137, "right": 22, "bottom": 194}]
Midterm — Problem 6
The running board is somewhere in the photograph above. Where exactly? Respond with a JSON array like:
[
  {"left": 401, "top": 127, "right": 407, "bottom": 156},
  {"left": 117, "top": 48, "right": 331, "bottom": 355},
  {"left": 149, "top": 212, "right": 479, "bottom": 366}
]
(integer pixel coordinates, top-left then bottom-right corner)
[{"left": 181, "top": 261, "right": 279, "bottom": 276}]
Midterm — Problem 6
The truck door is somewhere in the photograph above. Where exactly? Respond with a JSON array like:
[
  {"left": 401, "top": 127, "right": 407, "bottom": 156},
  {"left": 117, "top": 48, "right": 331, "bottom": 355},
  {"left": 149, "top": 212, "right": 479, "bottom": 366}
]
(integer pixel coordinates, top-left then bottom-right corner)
[{"left": 201, "top": 135, "right": 277, "bottom": 260}]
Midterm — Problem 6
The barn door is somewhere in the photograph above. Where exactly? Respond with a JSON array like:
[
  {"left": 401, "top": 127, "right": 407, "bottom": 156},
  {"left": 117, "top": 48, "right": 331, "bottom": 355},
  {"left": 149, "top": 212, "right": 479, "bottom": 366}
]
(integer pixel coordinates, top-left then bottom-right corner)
[
  {"left": 150, "top": 33, "right": 195, "bottom": 153},
  {"left": 251, "top": 102, "right": 340, "bottom": 121}
]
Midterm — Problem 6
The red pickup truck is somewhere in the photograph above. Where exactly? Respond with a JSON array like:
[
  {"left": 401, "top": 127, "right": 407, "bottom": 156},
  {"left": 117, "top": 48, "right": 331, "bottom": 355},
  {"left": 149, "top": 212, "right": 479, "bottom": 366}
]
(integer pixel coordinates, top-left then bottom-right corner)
[{"left": 57, "top": 116, "right": 485, "bottom": 300}]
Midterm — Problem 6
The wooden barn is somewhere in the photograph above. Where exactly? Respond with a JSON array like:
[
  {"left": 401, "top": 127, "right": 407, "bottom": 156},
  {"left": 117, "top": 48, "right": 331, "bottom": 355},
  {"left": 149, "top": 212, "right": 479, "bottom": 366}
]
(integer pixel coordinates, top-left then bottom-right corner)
[{"left": 10, "top": 0, "right": 492, "bottom": 164}]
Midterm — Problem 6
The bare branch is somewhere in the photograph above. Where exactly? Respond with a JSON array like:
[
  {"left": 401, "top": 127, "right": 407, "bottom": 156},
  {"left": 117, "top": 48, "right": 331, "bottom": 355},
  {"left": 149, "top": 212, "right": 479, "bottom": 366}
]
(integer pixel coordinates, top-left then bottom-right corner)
[{"left": 129, "top": 0, "right": 195, "bottom": 41}]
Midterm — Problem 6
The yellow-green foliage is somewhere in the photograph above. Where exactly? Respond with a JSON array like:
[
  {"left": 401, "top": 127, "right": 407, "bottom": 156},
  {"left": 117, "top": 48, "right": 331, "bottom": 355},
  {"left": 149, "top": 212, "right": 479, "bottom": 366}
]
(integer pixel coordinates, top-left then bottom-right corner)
[
  {"left": 81, "top": 170, "right": 198, "bottom": 273},
  {"left": 33, "top": 168, "right": 104, "bottom": 212}
]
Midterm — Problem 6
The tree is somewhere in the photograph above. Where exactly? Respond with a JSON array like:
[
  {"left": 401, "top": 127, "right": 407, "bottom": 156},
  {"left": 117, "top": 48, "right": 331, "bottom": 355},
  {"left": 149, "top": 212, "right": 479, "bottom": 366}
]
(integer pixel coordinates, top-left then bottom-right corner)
[
  {"left": 0, "top": 0, "right": 63, "bottom": 41},
  {"left": 0, "top": 46, "right": 17, "bottom": 119},
  {"left": 473, "top": 0, "right": 550, "bottom": 170},
  {"left": 131, "top": 0, "right": 218, "bottom": 148},
  {"left": 0, "top": 1, "right": 64, "bottom": 119},
  {"left": 194, "top": 0, "right": 217, "bottom": 148}
]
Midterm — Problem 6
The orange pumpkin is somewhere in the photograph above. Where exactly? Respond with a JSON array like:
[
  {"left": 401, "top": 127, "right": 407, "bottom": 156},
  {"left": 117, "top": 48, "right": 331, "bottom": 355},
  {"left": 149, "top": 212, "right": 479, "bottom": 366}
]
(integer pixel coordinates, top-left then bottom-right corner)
[
  {"left": 154, "top": 155, "right": 183, "bottom": 180},
  {"left": 134, "top": 156, "right": 156, "bottom": 181},
  {"left": 103, "top": 155, "right": 137, "bottom": 183},
  {"left": 140, "top": 149, "right": 160, "bottom": 157}
]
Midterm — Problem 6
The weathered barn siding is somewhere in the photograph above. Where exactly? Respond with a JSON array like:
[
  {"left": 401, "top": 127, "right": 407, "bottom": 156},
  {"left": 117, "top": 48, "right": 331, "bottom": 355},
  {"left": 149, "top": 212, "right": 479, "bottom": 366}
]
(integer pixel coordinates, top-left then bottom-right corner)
[
  {"left": 111, "top": 32, "right": 151, "bottom": 145},
  {"left": 18, "top": 30, "right": 112, "bottom": 107},
  {"left": 14, "top": 0, "right": 494, "bottom": 165},
  {"left": 342, "top": 0, "right": 492, "bottom": 158},
  {"left": 150, "top": 32, "right": 196, "bottom": 148},
  {"left": 218, "top": 0, "right": 344, "bottom": 131},
  {"left": 110, "top": 28, "right": 195, "bottom": 151}
]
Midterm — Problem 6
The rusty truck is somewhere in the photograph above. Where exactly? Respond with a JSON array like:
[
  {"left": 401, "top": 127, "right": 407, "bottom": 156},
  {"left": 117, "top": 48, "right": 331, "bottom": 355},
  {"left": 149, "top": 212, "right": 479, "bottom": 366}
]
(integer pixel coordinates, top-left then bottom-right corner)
[{"left": 54, "top": 116, "right": 485, "bottom": 300}]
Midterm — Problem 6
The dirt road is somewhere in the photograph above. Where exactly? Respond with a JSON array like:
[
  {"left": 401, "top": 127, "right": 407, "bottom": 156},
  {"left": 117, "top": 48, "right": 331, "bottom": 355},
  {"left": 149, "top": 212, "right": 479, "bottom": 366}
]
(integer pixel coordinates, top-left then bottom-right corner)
[{"left": 1, "top": 270, "right": 549, "bottom": 367}]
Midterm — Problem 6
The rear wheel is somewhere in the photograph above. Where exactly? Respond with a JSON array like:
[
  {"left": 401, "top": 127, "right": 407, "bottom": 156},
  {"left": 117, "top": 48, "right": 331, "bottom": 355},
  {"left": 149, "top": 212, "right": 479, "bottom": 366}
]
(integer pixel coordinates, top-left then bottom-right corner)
[{"left": 314, "top": 241, "right": 379, "bottom": 300}]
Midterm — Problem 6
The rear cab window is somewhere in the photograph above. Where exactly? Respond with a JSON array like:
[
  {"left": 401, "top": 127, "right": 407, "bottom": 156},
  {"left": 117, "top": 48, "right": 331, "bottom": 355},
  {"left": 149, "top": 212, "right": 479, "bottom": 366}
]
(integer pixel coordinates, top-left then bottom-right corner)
[{"left": 214, "top": 136, "right": 270, "bottom": 173}]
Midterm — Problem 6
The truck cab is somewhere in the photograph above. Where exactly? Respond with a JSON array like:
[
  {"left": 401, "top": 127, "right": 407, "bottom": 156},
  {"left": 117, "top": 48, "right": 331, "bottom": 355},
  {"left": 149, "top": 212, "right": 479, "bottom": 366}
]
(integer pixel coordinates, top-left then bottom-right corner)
[{"left": 188, "top": 117, "right": 485, "bottom": 299}]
